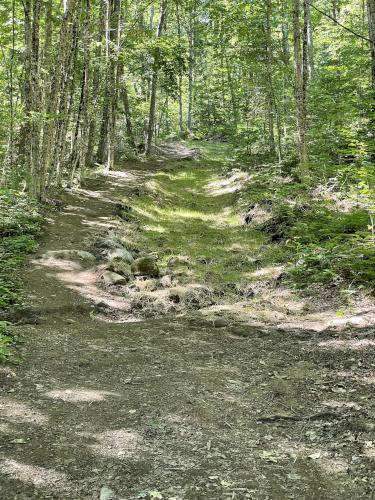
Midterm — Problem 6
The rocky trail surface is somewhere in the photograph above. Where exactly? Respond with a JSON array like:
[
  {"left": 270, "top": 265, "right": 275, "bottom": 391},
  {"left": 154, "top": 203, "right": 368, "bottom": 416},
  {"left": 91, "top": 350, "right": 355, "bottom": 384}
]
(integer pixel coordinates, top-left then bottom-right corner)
[{"left": 1, "top": 155, "right": 375, "bottom": 499}]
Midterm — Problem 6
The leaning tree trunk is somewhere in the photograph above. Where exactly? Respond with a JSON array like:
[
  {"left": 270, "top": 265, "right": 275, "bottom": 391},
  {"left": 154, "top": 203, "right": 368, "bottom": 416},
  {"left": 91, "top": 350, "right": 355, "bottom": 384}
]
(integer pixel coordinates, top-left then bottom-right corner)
[{"left": 146, "top": 0, "right": 168, "bottom": 155}]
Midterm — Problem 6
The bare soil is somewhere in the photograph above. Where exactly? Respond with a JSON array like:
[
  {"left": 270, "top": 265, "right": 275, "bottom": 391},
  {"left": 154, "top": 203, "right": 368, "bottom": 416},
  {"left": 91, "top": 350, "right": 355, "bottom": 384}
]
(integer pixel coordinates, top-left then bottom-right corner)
[{"left": 1, "top": 160, "right": 375, "bottom": 499}]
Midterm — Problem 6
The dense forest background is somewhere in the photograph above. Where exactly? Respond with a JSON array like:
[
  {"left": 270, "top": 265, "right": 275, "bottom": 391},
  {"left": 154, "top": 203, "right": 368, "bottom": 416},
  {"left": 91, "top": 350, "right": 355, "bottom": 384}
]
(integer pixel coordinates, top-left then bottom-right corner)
[{"left": 0, "top": 0, "right": 374, "bottom": 192}]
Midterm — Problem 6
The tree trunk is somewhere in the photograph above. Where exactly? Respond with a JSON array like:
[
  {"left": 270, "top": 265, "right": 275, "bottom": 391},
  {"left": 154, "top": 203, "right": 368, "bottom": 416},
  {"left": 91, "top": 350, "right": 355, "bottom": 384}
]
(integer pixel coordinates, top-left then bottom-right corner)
[
  {"left": 22, "top": 0, "right": 42, "bottom": 198},
  {"left": 122, "top": 81, "right": 137, "bottom": 151},
  {"left": 69, "top": 0, "right": 91, "bottom": 184},
  {"left": 368, "top": 0, "right": 375, "bottom": 88},
  {"left": 176, "top": 4, "right": 184, "bottom": 135},
  {"left": 293, "top": 0, "right": 308, "bottom": 166},
  {"left": 187, "top": 3, "right": 196, "bottom": 131},
  {"left": 265, "top": 0, "right": 276, "bottom": 157},
  {"left": 146, "top": 0, "right": 168, "bottom": 155}
]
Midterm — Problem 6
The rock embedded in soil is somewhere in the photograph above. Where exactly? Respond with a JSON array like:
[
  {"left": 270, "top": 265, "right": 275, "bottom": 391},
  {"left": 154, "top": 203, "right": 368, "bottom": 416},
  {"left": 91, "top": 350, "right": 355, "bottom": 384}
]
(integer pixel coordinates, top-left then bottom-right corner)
[
  {"left": 131, "top": 257, "right": 159, "bottom": 277},
  {"left": 97, "top": 237, "right": 123, "bottom": 250},
  {"left": 160, "top": 275, "right": 173, "bottom": 288},
  {"left": 212, "top": 317, "right": 229, "bottom": 328},
  {"left": 100, "top": 485, "right": 115, "bottom": 500},
  {"left": 101, "top": 271, "right": 129, "bottom": 286},
  {"left": 107, "top": 258, "right": 132, "bottom": 278},
  {"left": 107, "top": 247, "right": 134, "bottom": 263}
]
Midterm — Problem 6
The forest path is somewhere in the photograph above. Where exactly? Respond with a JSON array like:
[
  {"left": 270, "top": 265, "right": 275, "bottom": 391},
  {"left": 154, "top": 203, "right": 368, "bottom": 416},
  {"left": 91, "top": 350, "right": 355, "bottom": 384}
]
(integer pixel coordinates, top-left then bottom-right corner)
[{"left": 1, "top": 152, "right": 374, "bottom": 499}]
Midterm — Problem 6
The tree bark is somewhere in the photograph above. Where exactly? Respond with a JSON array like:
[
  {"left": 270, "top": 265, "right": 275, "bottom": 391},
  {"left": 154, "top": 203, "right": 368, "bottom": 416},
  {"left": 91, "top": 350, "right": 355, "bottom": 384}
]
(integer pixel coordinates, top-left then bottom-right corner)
[
  {"left": 122, "top": 80, "right": 137, "bottom": 151},
  {"left": 293, "top": 0, "right": 308, "bottom": 166},
  {"left": 265, "top": 0, "right": 276, "bottom": 157},
  {"left": 146, "top": 0, "right": 168, "bottom": 155},
  {"left": 187, "top": 1, "right": 196, "bottom": 131},
  {"left": 176, "top": 3, "right": 184, "bottom": 135},
  {"left": 97, "top": 0, "right": 121, "bottom": 170},
  {"left": 22, "top": 0, "right": 42, "bottom": 198},
  {"left": 368, "top": 0, "right": 375, "bottom": 88}
]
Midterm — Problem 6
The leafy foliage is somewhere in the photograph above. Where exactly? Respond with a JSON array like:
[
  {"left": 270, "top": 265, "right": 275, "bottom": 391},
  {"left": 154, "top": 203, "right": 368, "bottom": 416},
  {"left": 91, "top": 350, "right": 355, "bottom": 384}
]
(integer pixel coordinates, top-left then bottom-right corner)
[
  {"left": 0, "top": 320, "right": 13, "bottom": 363},
  {"left": 0, "top": 189, "right": 41, "bottom": 311}
]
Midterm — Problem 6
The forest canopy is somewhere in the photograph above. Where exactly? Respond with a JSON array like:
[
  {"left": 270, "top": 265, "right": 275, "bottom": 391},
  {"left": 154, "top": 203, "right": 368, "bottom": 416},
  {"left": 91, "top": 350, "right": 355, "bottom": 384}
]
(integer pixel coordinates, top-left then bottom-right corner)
[{"left": 0, "top": 0, "right": 374, "bottom": 198}]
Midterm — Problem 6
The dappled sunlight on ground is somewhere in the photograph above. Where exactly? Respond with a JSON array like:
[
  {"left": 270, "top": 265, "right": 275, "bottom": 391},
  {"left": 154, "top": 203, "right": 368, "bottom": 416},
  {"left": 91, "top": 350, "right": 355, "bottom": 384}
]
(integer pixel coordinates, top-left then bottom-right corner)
[
  {"left": 45, "top": 388, "right": 121, "bottom": 402},
  {"left": 82, "top": 218, "right": 118, "bottom": 230},
  {"left": 318, "top": 339, "right": 375, "bottom": 350},
  {"left": 322, "top": 400, "right": 362, "bottom": 410},
  {"left": 79, "top": 429, "right": 143, "bottom": 459},
  {"left": 106, "top": 170, "right": 139, "bottom": 181},
  {"left": 205, "top": 170, "right": 250, "bottom": 196},
  {"left": 0, "top": 460, "right": 68, "bottom": 489},
  {"left": 33, "top": 256, "right": 82, "bottom": 271},
  {"left": 4, "top": 152, "right": 375, "bottom": 498},
  {"left": 247, "top": 265, "right": 285, "bottom": 281},
  {"left": 0, "top": 397, "right": 48, "bottom": 425}
]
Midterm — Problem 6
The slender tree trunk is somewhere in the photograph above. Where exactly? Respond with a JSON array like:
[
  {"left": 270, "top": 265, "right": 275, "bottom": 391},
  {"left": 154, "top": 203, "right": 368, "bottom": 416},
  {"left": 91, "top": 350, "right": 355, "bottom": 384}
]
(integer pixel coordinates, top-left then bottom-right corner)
[
  {"left": 146, "top": 0, "right": 168, "bottom": 155},
  {"left": 368, "top": 0, "right": 375, "bottom": 88},
  {"left": 22, "top": 0, "right": 43, "bottom": 198},
  {"left": 265, "top": 0, "right": 276, "bottom": 157},
  {"left": 187, "top": 0, "right": 197, "bottom": 131},
  {"left": 97, "top": 0, "right": 121, "bottom": 170},
  {"left": 306, "top": 0, "right": 314, "bottom": 78},
  {"left": 176, "top": 3, "right": 184, "bottom": 135},
  {"left": 121, "top": 79, "right": 137, "bottom": 151},
  {"left": 293, "top": 0, "right": 308, "bottom": 166},
  {"left": 97, "top": 0, "right": 112, "bottom": 164},
  {"left": 106, "top": 0, "right": 121, "bottom": 171},
  {"left": 70, "top": 0, "right": 91, "bottom": 184},
  {"left": 367, "top": 0, "right": 375, "bottom": 138},
  {"left": 225, "top": 54, "right": 239, "bottom": 132},
  {"left": 86, "top": 0, "right": 106, "bottom": 168}
]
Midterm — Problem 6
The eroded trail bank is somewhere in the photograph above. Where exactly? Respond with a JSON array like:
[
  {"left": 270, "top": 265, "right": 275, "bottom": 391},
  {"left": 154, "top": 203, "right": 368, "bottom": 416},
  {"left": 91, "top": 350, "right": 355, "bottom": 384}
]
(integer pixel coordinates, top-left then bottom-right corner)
[{"left": 1, "top": 158, "right": 375, "bottom": 499}]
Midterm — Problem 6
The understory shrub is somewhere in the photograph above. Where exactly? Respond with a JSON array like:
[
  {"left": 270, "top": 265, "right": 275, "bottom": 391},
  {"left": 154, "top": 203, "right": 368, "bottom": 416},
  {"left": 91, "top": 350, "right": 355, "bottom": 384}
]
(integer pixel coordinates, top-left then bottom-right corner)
[{"left": 0, "top": 189, "right": 42, "bottom": 311}]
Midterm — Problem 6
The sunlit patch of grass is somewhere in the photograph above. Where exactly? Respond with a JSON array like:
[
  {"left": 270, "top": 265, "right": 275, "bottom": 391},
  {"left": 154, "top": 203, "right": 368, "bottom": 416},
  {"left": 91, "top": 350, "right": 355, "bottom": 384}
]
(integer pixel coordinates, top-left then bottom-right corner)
[
  {"left": 121, "top": 157, "right": 265, "bottom": 288},
  {"left": 144, "top": 225, "right": 167, "bottom": 233}
]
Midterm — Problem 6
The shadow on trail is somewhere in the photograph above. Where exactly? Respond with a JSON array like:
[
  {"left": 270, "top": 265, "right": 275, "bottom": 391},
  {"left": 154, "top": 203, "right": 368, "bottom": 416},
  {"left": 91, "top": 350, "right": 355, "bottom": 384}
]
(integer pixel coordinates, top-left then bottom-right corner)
[{"left": 1, "top": 156, "right": 375, "bottom": 499}]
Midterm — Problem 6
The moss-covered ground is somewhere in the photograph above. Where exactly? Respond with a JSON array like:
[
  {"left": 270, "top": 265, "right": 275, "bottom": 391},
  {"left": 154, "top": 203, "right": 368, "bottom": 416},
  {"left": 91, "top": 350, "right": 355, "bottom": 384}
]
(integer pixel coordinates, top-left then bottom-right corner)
[{"left": 121, "top": 144, "right": 265, "bottom": 289}]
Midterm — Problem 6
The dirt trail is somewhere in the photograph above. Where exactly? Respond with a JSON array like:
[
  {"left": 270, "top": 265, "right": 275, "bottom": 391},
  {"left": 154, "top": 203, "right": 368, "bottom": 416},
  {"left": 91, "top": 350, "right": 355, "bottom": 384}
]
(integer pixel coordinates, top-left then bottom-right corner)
[{"left": 1, "top": 161, "right": 375, "bottom": 499}]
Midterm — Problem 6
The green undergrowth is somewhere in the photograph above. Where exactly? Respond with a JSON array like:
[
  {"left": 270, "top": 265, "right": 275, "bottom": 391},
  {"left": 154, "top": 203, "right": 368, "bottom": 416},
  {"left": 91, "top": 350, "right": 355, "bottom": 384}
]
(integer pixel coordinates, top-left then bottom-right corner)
[
  {"left": 116, "top": 142, "right": 374, "bottom": 302},
  {"left": 0, "top": 189, "right": 42, "bottom": 361},
  {"left": 237, "top": 159, "right": 375, "bottom": 296},
  {"left": 0, "top": 320, "right": 14, "bottom": 362},
  {"left": 120, "top": 146, "right": 265, "bottom": 289}
]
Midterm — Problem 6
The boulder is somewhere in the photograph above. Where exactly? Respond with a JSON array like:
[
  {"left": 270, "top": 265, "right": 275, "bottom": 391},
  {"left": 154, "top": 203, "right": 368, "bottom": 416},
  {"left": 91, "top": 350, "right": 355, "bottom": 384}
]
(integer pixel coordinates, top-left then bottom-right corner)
[
  {"left": 43, "top": 249, "right": 96, "bottom": 263},
  {"left": 101, "top": 271, "right": 129, "bottom": 286},
  {"left": 107, "top": 248, "right": 134, "bottom": 264},
  {"left": 107, "top": 259, "right": 131, "bottom": 278},
  {"left": 131, "top": 257, "right": 159, "bottom": 277},
  {"left": 100, "top": 486, "right": 115, "bottom": 500},
  {"left": 97, "top": 238, "right": 123, "bottom": 250}
]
